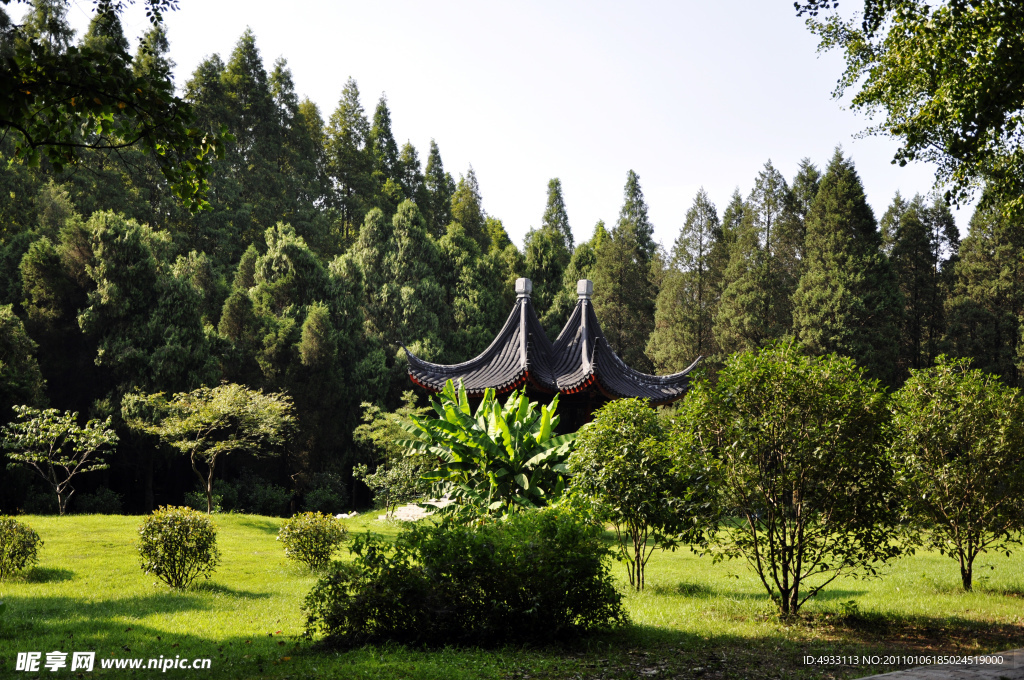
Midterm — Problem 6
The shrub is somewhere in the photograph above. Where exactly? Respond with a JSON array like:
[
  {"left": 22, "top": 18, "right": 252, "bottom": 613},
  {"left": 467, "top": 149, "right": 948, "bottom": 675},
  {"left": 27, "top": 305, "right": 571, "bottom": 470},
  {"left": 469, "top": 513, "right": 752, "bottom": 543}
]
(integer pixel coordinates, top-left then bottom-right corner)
[
  {"left": 138, "top": 506, "right": 221, "bottom": 589},
  {"left": 0, "top": 517, "right": 42, "bottom": 580},
  {"left": 302, "top": 472, "right": 348, "bottom": 514},
  {"left": 278, "top": 512, "right": 347, "bottom": 571},
  {"left": 303, "top": 505, "right": 626, "bottom": 646},
  {"left": 74, "top": 487, "right": 123, "bottom": 514},
  {"left": 215, "top": 471, "right": 291, "bottom": 516},
  {"left": 184, "top": 490, "right": 222, "bottom": 513}
]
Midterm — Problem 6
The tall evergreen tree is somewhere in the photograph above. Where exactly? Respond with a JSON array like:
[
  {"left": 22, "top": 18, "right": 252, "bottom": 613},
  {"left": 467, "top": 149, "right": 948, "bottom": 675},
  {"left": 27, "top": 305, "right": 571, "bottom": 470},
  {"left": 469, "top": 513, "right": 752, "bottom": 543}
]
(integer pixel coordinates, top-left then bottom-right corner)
[
  {"left": 423, "top": 139, "right": 455, "bottom": 238},
  {"left": 80, "top": 7, "right": 129, "bottom": 55},
  {"left": 647, "top": 189, "right": 722, "bottom": 372},
  {"left": 944, "top": 192, "right": 1024, "bottom": 386},
  {"left": 792, "top": 149, "right": 901, "bottom": 384},
  {"left": 543, "top": 221, "right": 603, "bottom": 336},
  {"left": 368, "top": 94, "right": 403, "bottom": 215},
  {"left": 787, "top": 158, "right": 822, "bottom": 264},
  {"left": 541, "top": 178, "right": 573, "bottom": 250},
  {"left": 592, "top": 172, "right": 657, "bottom": 371},
  {"left": 397, "top": 141, "right": 428, "bottom": 208},
  {"left": 450, "top": 167, "right": 489, "bottom": 250},
  {"left": 326, "top": 78, "right": 372, "bottom": 241},
  {"left": 885, "top": 194, "right": 947, "bottom": 377},
  {"left": 523, "top": 225, "right": 570, "bottom": 320},
  {"left": 714, "top": 162, "right": 798, "bottom": 353}
]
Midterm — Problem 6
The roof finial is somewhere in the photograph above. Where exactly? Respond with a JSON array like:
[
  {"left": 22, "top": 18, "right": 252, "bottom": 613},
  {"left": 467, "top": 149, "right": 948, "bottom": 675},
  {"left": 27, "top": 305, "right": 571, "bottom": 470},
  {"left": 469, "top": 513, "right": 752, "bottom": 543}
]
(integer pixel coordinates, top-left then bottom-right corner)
[
  {"left": 577, "top": 279, "right": 593, "bottom": 300},
  {"left": 515, "top": 278, "right": 533, "bottom": 299}
]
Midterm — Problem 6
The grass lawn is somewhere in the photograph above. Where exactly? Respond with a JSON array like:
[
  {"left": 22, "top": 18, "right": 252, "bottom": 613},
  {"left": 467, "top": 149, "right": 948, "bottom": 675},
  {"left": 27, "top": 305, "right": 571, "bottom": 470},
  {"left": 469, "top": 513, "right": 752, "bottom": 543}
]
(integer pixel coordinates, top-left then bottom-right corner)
[{"left": 1, "top": 513, "right": 1021, "bottom": 679}]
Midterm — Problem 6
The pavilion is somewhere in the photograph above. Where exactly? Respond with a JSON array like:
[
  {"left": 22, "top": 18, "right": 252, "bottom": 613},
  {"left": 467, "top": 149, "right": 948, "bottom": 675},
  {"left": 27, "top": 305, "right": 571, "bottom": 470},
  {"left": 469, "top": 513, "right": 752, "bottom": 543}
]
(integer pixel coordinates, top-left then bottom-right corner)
[{"left": 403, "top": 278, "right": 701, "bottom": 431}]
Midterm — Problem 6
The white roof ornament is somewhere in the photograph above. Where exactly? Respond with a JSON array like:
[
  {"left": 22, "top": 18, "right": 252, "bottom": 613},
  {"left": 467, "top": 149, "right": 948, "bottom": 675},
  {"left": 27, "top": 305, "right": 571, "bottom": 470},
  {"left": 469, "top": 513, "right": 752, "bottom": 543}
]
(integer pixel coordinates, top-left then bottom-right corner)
[
  {"left": 515, "top": 278, "right": 533, "bottom": 299},
  {"left": 577, "top": 279, "right": 593, "bottom": 300}
]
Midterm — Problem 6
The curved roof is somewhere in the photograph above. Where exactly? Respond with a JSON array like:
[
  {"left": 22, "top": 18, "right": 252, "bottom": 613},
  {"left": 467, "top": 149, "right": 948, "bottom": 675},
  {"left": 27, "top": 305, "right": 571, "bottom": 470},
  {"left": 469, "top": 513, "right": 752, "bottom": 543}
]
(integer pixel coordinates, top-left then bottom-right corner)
[{"left": 405, "top": 278, "right": 700, "bottom": 405}]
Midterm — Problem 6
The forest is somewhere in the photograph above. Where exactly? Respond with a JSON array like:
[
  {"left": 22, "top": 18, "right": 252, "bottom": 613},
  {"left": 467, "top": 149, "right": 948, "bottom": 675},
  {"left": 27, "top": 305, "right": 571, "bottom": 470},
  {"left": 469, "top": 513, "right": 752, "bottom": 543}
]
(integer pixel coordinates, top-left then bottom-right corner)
[{"left": 1, "top": 6, "right": 1023, "bottom": 516}]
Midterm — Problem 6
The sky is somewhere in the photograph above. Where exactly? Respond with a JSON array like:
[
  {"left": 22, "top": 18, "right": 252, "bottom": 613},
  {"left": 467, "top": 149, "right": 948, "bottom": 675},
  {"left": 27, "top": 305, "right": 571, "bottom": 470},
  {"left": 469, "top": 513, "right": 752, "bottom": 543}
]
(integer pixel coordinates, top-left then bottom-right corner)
[{"left": 64, "top": 0, "right": 975, "bottom": 250}]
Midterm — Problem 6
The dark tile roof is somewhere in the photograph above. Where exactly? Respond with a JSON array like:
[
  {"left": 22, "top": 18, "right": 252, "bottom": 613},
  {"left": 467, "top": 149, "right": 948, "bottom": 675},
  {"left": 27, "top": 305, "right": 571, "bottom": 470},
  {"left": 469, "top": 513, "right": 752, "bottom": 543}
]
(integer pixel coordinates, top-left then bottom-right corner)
[{"left": 405, "top": 285, "right": 700, "bottom": 405}]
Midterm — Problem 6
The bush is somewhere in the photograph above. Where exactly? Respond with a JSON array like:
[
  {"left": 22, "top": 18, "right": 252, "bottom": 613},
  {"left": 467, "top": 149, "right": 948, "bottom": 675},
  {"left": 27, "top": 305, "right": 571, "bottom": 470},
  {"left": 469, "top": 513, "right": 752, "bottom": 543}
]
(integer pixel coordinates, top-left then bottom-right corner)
[
  {"left": 0, "top": 517, "right": 42, "bottom": 580},
  {"left": 74, "top": 487, "right": 123, "bottom": 514},
  {"left": 303, "top": 505, "right": 626, "bottom": 646},
  {"left": 214, "top": 471, "right": 292, "bottom": 516},
  {"left": 278, "top": 512, "right": 347, "bottom": 571},
  {"left": 138, "top": 506, "right": 221, "bottom": 589},
  {"left": 302, "top": 472, "right": 348, "bottom": 514},
  {"left": 184, "top": 490, "right": 222, "bottom": 513}
]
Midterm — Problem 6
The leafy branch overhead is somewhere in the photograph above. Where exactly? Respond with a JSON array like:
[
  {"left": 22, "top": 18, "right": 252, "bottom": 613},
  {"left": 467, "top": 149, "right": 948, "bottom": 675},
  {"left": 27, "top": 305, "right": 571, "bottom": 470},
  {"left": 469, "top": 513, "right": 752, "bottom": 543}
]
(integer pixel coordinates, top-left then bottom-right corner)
[
  {"left": 399, "top": 379, "right": 575, "bottom": 519},
  {"left": 0, "top": 0, "right": 228, "bottom": 211},
  {"left": 798, "top": 0, "right": 1024, "bottom": 216}
]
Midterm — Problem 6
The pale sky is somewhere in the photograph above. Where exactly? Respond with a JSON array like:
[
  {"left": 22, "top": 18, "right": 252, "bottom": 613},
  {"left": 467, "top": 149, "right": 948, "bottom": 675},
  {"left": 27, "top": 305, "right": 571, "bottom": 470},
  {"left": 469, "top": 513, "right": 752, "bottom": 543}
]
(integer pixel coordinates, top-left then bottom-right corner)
[{"left": 64, "top": 0, "right": 974, "bottom": 249}]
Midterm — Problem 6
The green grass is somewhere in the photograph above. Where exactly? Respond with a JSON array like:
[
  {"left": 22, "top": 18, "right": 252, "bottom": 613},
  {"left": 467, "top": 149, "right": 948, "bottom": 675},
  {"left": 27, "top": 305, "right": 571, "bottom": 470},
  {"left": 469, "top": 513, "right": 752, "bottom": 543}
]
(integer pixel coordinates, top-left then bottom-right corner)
[{"left": 1, "top": 514, "right": 1021, "bottom": 679}]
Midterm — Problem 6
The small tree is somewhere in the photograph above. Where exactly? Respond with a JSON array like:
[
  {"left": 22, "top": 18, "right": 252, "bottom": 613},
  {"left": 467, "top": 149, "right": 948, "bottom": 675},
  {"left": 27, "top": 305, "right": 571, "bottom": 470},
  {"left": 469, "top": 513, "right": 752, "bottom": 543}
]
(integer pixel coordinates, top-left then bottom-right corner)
[
  {"left": 352, "top": 392, "right": 431, "bottom": 517},
  {"left": 680, "top": 343, "right": 904, "bottom": 615},
  {"left": 401, "top": 380, "right": 575, "bottom": 520},
  {"left": 569, "top": 398, "right": 713, "bottom": 591},
  {"left": 123, "top": 384, "right": 295, "bottom": 514},
  {"left": 2, "top": 406, "right": 118, "bottom": 515},
  {"left": 890, "top": 356, "right": 1024, "bottom": 591}
]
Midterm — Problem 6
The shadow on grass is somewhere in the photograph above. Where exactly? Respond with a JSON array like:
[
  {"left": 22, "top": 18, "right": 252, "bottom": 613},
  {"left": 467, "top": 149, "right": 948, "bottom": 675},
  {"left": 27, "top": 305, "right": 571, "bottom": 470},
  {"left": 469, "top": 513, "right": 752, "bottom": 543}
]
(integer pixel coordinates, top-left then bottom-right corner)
[
  {"left": 23, "top": 566, "right": 75, "bottom": 583},
  {"left": 234, "top": 517, "right": 281, "bottom": 535},
  {"left": 649, "top": 581, "right": 714, "bottom": 597},
  {"left": 188, "top": 581, "right": 273, "bottom": 598}
]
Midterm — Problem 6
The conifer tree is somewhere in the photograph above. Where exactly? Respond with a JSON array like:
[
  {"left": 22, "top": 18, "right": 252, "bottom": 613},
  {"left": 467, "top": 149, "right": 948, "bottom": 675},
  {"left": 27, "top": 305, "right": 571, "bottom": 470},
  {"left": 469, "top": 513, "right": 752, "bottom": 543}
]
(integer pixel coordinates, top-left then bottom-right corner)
[
  {"left": 541, "top": 178, "right": 573, "bottom": 250},
  {"left": 592, "top": 172, "right": 657, "bottom": 371},
  {"left": 792, "top": 149, "right": 901, "bottom": 383},
  {"left": 944, "top": 193, "right": 1024, "bottom": 386},
  {"left": 543, "top": 222, "right": 603, "bottom": 336},
  {"left": 787, "top": 158, "right": 821, "bottom": 264},
  {"left": 885, "top": 194, "right": 948, "bottom": 377},
  {"left": 397, "top": 142, "right": 428, "bottom": 207},
  {"left": 714, "top": 162, "right": 798, "bottom": 353},
  {"left": 648, "top": 189, "right": 722, "bottom": 372},
  {"left": 368, "top": 95, "right": 403, "bottom": 215},
  {"left": 326, "top": 78, "right": 372, "bottom": 240},
  {"left": 523, "top": 225, "right": 570, "bottom": 320},
  {"left": 423, "top": 139, "right": 455, "bottom": 238},
  {"left": 450, "top": 167, "right": 489, "bottom": 251},
  {"left": 524, "top": 178, "right": 573, "bottom": 319}
]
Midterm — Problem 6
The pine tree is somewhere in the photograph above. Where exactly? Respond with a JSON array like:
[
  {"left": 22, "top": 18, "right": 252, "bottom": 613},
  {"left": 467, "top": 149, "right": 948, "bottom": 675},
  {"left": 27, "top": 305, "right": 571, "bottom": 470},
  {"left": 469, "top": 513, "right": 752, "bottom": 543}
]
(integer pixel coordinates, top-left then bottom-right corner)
[
  {"left": 592, "top": 172, "right": 657, "bottom": 371},
  {"left": 524, "top": 225, "right": 570, "bottom": 320},
  {"left": 423, "top": 139, "right": 455, "bottom": 237},
  {"left": 885, "top": 194, "right": 948, "bottom": 377},
  {"left": 714, "top": 162, "right": 798, "bottom": 353},
  {"left": 541, "top": 178, "right": 573, "bottom": 250},
  {"left": 647, "top": 189, "right": 722, "bottom": 372},
  {"left": 326, "top": 77, "right": 372, "bottom": 240},
  {"left": 133, "top": 25, "right": 173, "bottom": 79},
  {"left": 397, "top": 141, "right": 428, "bottom": 207},
  {"left": 787, "top": 158, "right": 821, "bottom": 264},
  {"left": 450, "top": 167, "right": 489, "bottom": 250},
  {"left": 944, "top": 193, "right": 1024, "bottom": 386},
  {"left": 80, "top": 8, "right": 129, "bottom": 55},
  {"left": 542, "top": 221, "right": 605, "bottom": 336},
  {"left": 792, "top": 149, "right": 901, "bottom": 384},
  {"left": 368, "top": 94, "right": 403, "bottom": 215}
]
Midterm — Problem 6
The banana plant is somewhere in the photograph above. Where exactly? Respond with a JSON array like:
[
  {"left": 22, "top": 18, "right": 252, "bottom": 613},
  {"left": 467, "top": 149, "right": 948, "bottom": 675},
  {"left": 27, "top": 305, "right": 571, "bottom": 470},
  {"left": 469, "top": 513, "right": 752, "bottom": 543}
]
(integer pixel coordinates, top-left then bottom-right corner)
[{"left": 399, "top": 380, "right": 576, "bottom": 519}]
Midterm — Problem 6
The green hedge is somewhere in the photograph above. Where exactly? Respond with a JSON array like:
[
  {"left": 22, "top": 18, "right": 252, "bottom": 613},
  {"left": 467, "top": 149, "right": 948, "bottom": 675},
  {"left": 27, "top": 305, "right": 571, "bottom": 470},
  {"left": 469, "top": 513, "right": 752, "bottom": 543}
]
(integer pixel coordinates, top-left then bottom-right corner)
[{"left": 304, "top": 506, "right": 626, "bottom": 646}]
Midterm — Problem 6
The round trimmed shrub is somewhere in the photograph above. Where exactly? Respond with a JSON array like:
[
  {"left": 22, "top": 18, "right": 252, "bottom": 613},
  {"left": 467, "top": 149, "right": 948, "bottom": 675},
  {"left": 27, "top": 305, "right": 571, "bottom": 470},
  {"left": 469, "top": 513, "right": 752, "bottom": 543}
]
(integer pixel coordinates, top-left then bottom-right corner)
[
  {"left": 138, "top": 506, "right": 220, "bottom": 589},
  {"left": 0, "top": 517, "right": 42, "bottom": 580},
  {"left": 278, "top": 512, "right": 347, "bottom": 571}
]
